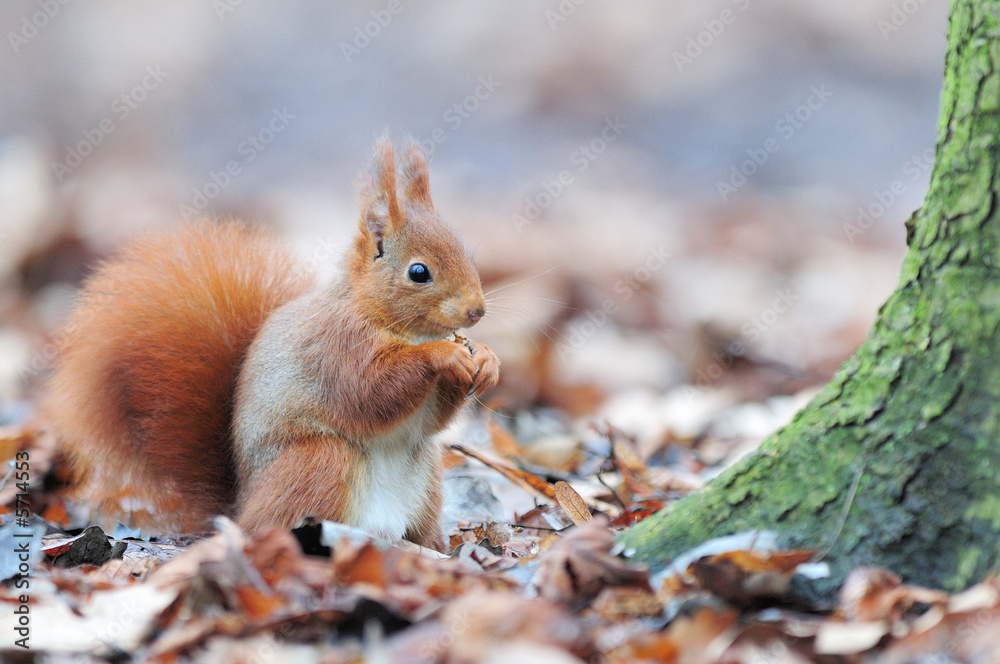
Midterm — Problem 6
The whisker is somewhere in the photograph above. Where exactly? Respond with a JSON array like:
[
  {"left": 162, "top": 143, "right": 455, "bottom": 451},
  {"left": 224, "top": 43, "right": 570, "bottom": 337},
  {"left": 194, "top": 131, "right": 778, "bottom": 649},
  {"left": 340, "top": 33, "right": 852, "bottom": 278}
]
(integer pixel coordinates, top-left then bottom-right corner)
[
  {"left": 486, "top": 308, "right": 569, "bottom": 347},
  {"left": 486, "top": 294, "right": 571, "bottom": 309},
  {"left": 484, "top": 265, "right": 564, "bottom": 297},
  {"left": 471, "top": 231, "right": 488, "bottom": 263},
  {"left": 480, "top": 313, "right": 543, "bottom": 353},
  {"left": 467, "top": 393, "right": 512, "bottom": 419},
  {"left": 487, "top": 305, "right": 568, "bottom": 337}
]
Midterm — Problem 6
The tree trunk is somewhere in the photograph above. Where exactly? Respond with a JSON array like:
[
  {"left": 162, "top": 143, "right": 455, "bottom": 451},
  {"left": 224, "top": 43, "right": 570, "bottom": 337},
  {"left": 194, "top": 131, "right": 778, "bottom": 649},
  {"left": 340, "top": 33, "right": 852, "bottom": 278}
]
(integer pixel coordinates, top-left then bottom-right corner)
[{"left": 620, "top": 0, "right": 1000, "bottom": 603}]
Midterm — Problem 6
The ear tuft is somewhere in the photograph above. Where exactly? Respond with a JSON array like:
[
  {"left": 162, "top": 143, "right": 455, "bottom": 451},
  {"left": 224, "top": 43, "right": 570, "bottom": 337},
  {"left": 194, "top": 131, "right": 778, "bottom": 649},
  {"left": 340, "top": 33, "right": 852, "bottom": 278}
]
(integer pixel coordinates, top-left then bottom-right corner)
[
  {"left": 401, "top": 142, "right": 433, "bottom": 208},
  {"left": 358, "top": 134, "right": 403, "bottom": 237}
]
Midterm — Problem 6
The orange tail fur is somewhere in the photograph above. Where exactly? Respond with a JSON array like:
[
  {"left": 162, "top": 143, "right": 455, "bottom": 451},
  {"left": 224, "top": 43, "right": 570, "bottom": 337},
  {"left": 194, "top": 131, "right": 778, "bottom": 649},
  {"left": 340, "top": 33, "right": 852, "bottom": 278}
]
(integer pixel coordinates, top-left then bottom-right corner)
[{"left": 44, "top": 221, "right": 314, "bottom": 532}]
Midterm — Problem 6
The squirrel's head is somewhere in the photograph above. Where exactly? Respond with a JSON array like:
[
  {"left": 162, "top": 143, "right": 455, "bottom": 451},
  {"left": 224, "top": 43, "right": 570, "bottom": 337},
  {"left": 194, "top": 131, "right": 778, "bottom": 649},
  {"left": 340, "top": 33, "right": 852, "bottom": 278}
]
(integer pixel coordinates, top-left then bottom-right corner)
[{"left": 349, "top": 136, "right": 486, "bottom": 343}]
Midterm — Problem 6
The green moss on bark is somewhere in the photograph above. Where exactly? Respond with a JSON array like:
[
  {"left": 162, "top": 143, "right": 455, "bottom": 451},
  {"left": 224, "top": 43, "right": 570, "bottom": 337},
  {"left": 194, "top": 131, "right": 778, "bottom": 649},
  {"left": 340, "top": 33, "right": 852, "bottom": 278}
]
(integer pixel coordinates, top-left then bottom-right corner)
[{"left": 620, "top": 0, "right": 1000, "bottom": 602}]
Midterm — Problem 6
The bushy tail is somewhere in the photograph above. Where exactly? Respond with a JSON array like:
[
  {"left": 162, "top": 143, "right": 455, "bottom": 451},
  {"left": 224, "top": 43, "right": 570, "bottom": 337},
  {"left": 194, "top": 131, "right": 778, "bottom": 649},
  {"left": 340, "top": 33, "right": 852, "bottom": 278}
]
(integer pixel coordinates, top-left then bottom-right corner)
[{"left": 44, "top": 221, "right": 314, "bottom": 532}]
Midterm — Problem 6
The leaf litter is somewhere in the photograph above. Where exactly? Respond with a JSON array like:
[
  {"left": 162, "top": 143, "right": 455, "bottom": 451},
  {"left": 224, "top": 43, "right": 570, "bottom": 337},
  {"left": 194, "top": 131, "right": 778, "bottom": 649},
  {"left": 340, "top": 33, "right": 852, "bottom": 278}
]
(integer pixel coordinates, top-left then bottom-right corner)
[{"left": 0, "top": 421, "right": 999, "bottom": 662}]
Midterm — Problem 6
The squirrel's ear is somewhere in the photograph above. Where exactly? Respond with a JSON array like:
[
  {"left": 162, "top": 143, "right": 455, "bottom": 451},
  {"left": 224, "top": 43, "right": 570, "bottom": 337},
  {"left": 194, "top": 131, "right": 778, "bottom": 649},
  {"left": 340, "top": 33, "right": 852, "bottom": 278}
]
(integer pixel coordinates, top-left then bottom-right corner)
[
  {"left": 363, "top": 198, "right": 390, "bottom": 254},
  {"left": 400, "top": 143, "right": 433, "bottom": 209},
  {"left": 359, "top": 135, "right": 403, "bottom": 241}
]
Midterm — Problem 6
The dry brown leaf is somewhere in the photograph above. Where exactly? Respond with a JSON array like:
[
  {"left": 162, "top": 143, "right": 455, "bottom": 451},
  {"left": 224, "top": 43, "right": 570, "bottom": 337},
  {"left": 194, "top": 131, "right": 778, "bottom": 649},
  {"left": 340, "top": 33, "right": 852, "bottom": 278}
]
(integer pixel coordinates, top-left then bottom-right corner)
[
  {"left": 516, "top": 504, "right": 574, "bottom": 533},
  {"left": 591, "top": 585, "right": 664, "bottom": 621},
  {"left": 672, "top": 607, "right": 741, "bottom": 662},
  {"left": 554, "top": 481, "right": 593, "bottom": 525},
  {"left": 838, "top": 567, "right": 948, "bottom": 622},
  {"left": 484, "top": 520, "right": 512, "bottom": 547},
  {"left": 609, "top": 632, "right": 680, "bottom": 664},
  {"left": 705, "top": 549, "right": 816, "bottom": 574},
  {"left": 637, "top": 607, "right": 740, "bottom": 664},
  {"left": 609, "top": 499, "right": 665, "bottom": 527},
  {"left": 521, "top": 435, "right": 585, "bottom": 473},
  {"left": 532, "top": 518, "right": 648, "bottom": 606},
  {"left": 880, "top": 603, "right": 1000, "bottom": 664},
  {"left": 947, "top": 577, "right": 1000, "bottom": 613},
  {"left": 94, "top": 553, "right": 166, "bottom": 583},
  {"left": 0, "top": 424, "right": 35, "bottom": 464},
  {"left": 438, "top": 590, "right": 594, "bottom": 663},
  {"left": 685, "top": 548, "right": 816, "bottom": 607},
  {"left": 150, "top": 518, "right": 245, "bottom": 589},
  {"left": 0, "top": 581, "right": 176, "bottom": 652},
  {"left": 41, "top": 531, "right": 89, "bottom": 557},
  {"left": 233, "top": 585, "right": 286, "bottom": 621},
  {"left": 40, "top": 497, "right": 72, "bottom": 527},
  {"left": 48, "top": 565, "right": 121, "bottom": 597},
  {"left": 611, "top": 436, "right": 647, "bottom": 475},
  {"left": 487, "top": 418, "right": 524, "bottom": 457},
  {"left": 723, "top": 627, "right": 809, "bottom": 664},
  {"left": 333, "top": 541, "right": 386, "bottom": 591},
  {"left": 243, "top": 528, "right": 332, "bottom": 590},
  {"left": 813, "top": 620, "right": 888, "bottom": 655},
  {"left": 450, "top": 443, "right": 557, "bottom": 499},
  {"left": 0, "top": 427, "right": 60, "bottom": 513}
]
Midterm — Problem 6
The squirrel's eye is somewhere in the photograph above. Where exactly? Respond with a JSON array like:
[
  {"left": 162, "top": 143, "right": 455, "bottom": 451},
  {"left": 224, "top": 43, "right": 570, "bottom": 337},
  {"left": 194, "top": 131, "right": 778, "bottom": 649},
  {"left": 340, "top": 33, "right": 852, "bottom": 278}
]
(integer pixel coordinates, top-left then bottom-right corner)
[{"left": 407, "top": 263, "right": 431, "bottom": 284}]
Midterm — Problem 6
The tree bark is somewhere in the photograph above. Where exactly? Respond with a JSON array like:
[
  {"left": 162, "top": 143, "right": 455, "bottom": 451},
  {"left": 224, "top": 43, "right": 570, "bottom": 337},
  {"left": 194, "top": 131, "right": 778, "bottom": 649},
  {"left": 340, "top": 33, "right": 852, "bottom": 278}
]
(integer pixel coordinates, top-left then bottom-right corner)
[{"left": 620, "top": 0, "right": 1000, "bottom": 602}]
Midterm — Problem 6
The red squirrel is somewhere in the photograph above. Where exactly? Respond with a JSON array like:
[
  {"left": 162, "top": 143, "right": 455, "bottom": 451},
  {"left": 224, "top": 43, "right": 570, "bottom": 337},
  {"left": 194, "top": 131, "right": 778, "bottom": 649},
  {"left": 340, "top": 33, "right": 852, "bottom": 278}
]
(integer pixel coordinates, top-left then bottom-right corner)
[{"left": 43, "top": 137, "right": 500, "bottom": 551}]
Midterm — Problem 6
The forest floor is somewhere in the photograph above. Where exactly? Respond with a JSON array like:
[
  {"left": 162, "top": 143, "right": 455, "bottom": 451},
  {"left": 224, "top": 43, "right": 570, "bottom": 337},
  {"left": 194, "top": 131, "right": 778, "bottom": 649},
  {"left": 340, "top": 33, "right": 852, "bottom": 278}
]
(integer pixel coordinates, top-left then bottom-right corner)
[{"left": 1, "top": 201, "right": 997, "bottom": 663}]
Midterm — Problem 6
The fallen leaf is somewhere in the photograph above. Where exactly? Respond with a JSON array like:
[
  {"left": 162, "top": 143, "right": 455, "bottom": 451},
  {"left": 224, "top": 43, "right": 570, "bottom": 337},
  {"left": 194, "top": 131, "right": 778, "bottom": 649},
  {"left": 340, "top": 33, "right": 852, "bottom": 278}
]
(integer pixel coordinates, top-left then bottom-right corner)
[
  {"left": 487, "top": 418, "right": 523, "bottom": 457},
  {"left": 233, "top": 584, "right": 286, "bottom": 621},
  {"left": 521, "top": 435, "right": 585, "bottom": 473},
  {"left": 531, "top": 518, "right": 648, "bottom": 607},
  {"left": 150, "top": 517, "right": 245, "bottom": 589},
  {"left": 838, "top": 567, "right": 947, "bottom": 622},
  {"left": 813, "top": 620, "right": 888, "bottom": 655},
  {"left": 609, "top": 500, "right": 665, "bottom": 527},
  {"left": 0, "top": 582, "right": 176, "bottom": 652},
  {"left": 554, "top": 481, "right": 593, "bottom": 526},
  {"left": 333, "top": 541, "right": 386, "bottom": 591},
  {"left": 591, "top": 585, "right": 664, "bottom": 621},
  {"left": 450, "top": 443, "right": 556, "bottom": 500},
  {"left": 439, "top": 590, "right": 594, "bottom": 663},
  {"left": 686, "top": 549, "right": 815, "bottom": 607}
]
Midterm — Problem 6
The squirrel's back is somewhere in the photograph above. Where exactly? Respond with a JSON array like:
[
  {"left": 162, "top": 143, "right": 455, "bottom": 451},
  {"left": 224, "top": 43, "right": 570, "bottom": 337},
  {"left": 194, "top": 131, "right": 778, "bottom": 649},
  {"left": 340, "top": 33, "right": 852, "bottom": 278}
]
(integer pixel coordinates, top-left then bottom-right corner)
[{"left": 45, "top": 222, "right": 314, "bottom": 531}]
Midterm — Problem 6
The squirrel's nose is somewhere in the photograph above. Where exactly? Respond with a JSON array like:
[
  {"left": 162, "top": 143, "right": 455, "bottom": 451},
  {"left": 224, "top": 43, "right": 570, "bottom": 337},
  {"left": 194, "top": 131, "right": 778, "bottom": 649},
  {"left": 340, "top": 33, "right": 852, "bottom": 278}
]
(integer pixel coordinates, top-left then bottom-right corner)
[{"left": 466, "top": 307, "right": 485, "bottom": 325}]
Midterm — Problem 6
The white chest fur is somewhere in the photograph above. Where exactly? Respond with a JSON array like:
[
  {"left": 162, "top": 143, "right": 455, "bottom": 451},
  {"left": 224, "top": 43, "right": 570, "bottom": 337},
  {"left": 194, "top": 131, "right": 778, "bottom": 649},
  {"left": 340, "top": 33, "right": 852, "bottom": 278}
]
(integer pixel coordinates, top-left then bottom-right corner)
[{"left": 350, "top": 398, "right": 437, "bottom": 541}]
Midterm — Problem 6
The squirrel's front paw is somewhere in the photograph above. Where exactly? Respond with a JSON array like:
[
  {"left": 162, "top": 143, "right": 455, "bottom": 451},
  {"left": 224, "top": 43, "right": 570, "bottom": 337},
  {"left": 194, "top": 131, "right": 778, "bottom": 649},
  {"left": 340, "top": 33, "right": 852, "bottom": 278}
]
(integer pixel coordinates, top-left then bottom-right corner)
[
  {"left": 428, "top": 341, "right": 476, "bottom": 391},
  {"left": 467, "top": 342, "right": 500, "bottom": 398}
]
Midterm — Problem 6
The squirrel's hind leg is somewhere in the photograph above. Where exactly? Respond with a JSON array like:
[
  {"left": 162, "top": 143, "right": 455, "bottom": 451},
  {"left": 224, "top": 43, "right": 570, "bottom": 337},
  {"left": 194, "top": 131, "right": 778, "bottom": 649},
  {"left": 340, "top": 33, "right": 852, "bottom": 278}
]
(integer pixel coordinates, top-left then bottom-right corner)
[
  {"left": 235, "top": 436, "right": 355, "bottom": 534},
  {"left": 403, "top": 469, "right": 446, "bottom": 552}
]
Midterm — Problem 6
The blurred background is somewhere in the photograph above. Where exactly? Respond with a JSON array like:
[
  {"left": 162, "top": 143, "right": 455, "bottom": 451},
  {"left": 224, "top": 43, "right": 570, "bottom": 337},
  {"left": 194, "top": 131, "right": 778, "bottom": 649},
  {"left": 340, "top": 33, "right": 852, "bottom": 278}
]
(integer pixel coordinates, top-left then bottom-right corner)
[{"left": 0, "top": 1, "right": 948, "bottom": 459}]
